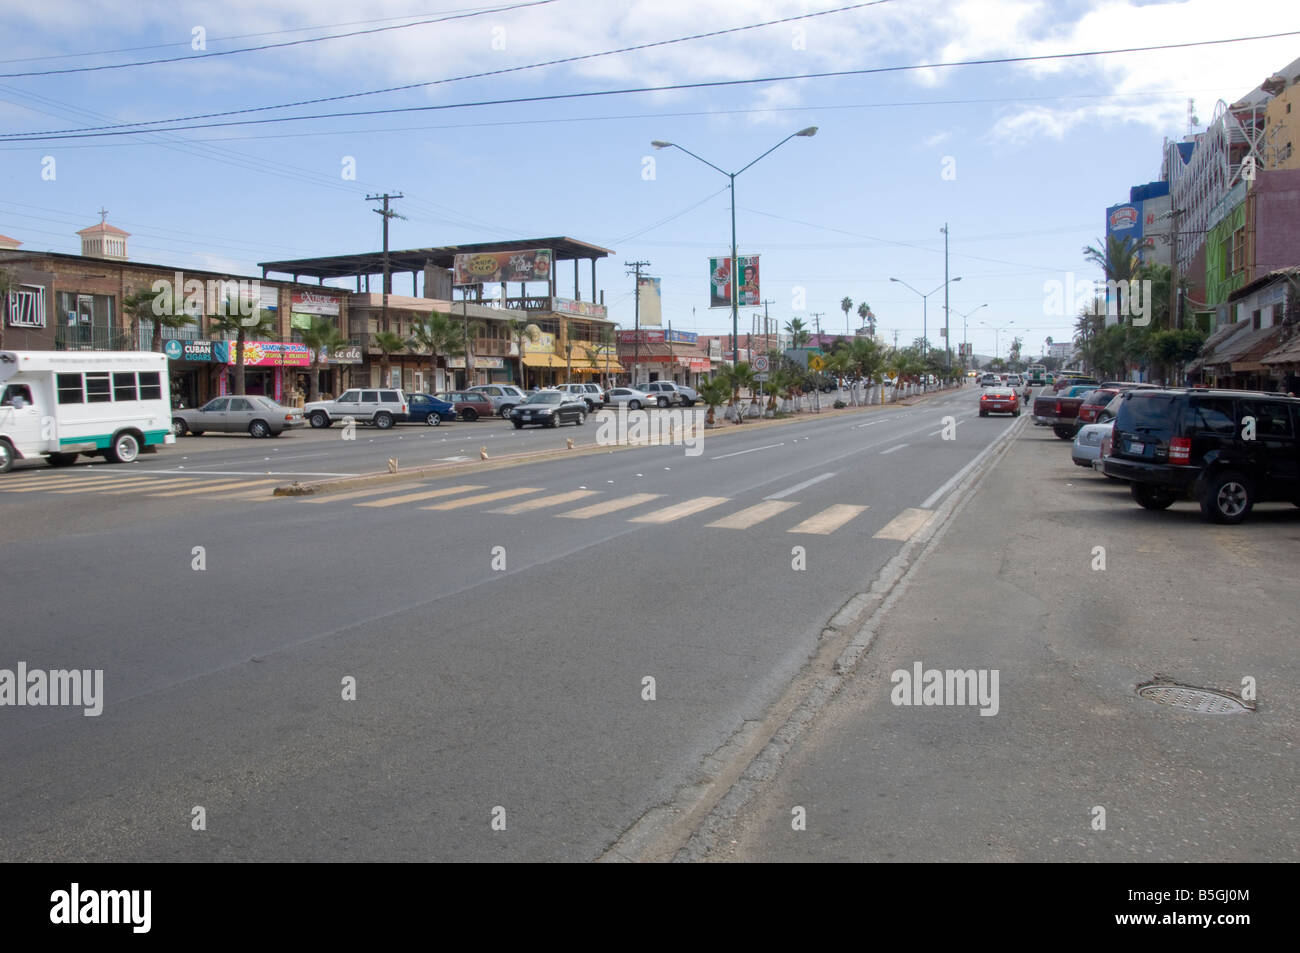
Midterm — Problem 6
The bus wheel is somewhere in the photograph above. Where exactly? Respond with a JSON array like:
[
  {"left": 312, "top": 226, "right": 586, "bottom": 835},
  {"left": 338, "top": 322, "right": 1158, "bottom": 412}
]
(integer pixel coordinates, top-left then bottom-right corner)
[
  {"left": 0, "top": 440, "right": 14, "bottom": 473},
  {"left": 107, "top": 432, "right": 141, "bottom": 464}
]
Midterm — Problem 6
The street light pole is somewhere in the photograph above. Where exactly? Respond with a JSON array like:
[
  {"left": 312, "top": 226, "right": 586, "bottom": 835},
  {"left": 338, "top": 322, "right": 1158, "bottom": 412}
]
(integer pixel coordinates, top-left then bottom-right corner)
[
  {"left": 889, "top": 274, "right": 961, "bottom": 392},
  {"left": 652, "top": 128, "right": 818, "bottom": 371},
  {"left": 958, "top": 303, "right": 988, "bottom": 372}
]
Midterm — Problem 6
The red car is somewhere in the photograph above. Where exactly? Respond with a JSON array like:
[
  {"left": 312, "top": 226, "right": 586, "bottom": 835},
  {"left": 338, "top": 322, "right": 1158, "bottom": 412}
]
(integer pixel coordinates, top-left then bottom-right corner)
[
  {"left": 435, "top": 391, "right": 495, "bottom": 422},
  {"left": 979, "top": 387, "right": 1020, "bottom": 417}
]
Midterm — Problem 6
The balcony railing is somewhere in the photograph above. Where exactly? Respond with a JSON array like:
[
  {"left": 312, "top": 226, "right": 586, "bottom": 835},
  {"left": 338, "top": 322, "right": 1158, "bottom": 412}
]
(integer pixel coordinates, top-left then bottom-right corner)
[{"left": 55, "top": 328, "right": 138, "bottom": 351}]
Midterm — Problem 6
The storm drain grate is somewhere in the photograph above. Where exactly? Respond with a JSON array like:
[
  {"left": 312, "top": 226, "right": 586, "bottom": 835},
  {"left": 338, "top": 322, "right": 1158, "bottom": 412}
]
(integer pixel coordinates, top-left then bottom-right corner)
[{"left": 1137, "top": 680, "right": 1253, "bottom": 715}]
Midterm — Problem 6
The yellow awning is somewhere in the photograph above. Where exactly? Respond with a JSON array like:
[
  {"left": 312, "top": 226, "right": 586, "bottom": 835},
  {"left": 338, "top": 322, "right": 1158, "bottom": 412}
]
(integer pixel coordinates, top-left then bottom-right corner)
[
  {"left": 522, "top": 353, "right": 566, "bottom": 368},
  {"left": 573, "top": 361, "right": 625, "bottom": 374}
]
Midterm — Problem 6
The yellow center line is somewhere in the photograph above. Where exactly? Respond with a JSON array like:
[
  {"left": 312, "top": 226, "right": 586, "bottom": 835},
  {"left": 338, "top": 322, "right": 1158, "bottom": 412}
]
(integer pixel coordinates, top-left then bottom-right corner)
[
  {"left": 558, "top": 493, "right": 662, "bottom": 519},
  {"left": 873, "top": 507, "right": 933, "bottom": 541},
  {"left": 421, "top": 487, "right": 543, "bottom": 510},
  {"left": 490, "top": 489, "right": 599, "bottom": 514},
  {"left": 788, "top": 504, "right": 869, "bottom": 535},
  {"left": 357, "top": 485, "right": 492, "bottom": 508},
  {"left": 630, "top": 496, "right": 730, "bottom": 524},
  {"left": 706, "top": 499, "right": 799, "bottom": 529}
]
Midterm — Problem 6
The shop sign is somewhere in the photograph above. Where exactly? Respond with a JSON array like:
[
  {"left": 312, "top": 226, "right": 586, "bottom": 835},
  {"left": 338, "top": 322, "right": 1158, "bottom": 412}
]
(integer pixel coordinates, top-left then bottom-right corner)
[
  {"left": 229, "top": 341, "right": 311, "bottom": 367},
  {"left": 552, "top": 297, "right": 607, "bottom": 318},
  {"left": 323, "top": 345, "right": 362, "bottom": 364},
  {"left": 447, "top": 356, "right": 505, "bottom": 369},
  {"left": 163, "top": 339, "right": 229, "bottom": 363},
  {"left": 453, "top": 249, "right": 552, "bottom": 286},
  {"left": 290, "top": 291, "right": 340, "bottom": 315}
]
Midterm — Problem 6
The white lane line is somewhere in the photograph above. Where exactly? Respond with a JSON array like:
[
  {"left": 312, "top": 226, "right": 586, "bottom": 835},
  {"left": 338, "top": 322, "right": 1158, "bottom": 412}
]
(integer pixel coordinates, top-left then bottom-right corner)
[
  {"left": 765, "top": 471, "right": 836, "bottom": 500},
  {"left": 880, "top": 443, "right": 909, "bottom": 455},
  {"left": 853, "top": 419, "right": 887, "bottom": 429},
  {"left": 711, "top": 442, "right": 785, "bottom": 460},
  {"left": 920, "top": 417, "right": 1021, "bottom": 509}
]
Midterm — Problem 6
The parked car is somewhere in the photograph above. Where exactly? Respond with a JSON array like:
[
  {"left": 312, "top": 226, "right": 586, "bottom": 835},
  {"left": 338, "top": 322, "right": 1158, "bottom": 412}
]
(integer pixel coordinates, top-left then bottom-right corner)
[
  {"left": 1051, "top": 385, "right": 1100, "bottom": 440},
  {"left": 1052, "top": 375, "right": 1099, "bottom": 393},
  {"left": 979, "top": 387, "right": 1020, "bottom": 417},
  {"left": 637, "top": 381, "right": 686, "bottom": 407},
  {"left": 1103, "top": 388, "right": 1300, "bottom": 523},
  {"left": 605, "top": 387, "right": 653, "bottom": 410},
  {"left": 467, "top": 384, "right": 528, "bottom": 417},
  {"left": 552, "top": 382, "right": 602, "bottom": 410},
  {"left": 672, "top": 382, "right": 699, "bottom": 406},
  {"left": 305, "top": 388, "right": 408, "bottom": 429},
  {"left": 1074, "top": 393, "right": 1124, "bottom": 470},
  {"left": 582, "top": 383, "right": 608, "bottom": 408},
  {"left": 508, "top": 391, "right": 587, "bottom": 428},
  {"left": 1032, "top": 389, "right": 1059, "bottom": 425},
  {"left": 434, "top": 391, "right": 495, "bottom": 422},
  {"left": 173, "top": 395, "right": 305, "bottom": 438},
  {"left": 979, "top": 373, "right": 1000, "bottom": 387},
  {"left": 403, "top": 393, "right": 457, "bottom": 426}
]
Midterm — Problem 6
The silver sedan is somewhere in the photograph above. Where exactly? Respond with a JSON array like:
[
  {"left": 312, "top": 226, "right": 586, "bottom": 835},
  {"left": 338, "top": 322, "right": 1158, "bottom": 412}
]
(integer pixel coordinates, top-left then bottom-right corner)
[
  {"left": 603, "top": 387, "right": 655, "bottom": 411},
  {"left": 173, "top": 395, "right": 306, "bottom": 438}
]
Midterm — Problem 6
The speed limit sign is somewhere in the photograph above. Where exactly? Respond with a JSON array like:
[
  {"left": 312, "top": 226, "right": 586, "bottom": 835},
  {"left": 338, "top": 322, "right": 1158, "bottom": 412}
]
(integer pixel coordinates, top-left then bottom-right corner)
[{"left": 753, "top": 355, "right": 770, "bottom": 372}]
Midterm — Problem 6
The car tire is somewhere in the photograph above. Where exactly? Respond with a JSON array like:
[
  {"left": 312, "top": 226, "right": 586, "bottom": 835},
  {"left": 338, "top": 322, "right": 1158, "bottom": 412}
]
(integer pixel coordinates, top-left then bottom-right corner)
[
  {"left": 979, "top": 410, "right": 987, "bottom": 417},
  {"left": 0, "top": 440, "right": 14, "bottom": 473},
  {"left": 1013, "top": 409, "right": 1021, "bottom": 417},
  {"left": 1200, "top": 470, "right": 1253, "bottom": 524},
  {"left": 309, "top": 411, "right": 331, "bottom": 428},
  {"left": 107, "top": 431, "right": 140, "bottom": 464},
  {"left": 576, "top": 411, "right": 586, "bottom": 426},
  {"left": 461, "top": 408, "right": 478, "bottom": 422},
  {"left": 47, "top": 452, "right": 78, "bottom": 467},
  {"left": 1053, "top": 424, "right": 1075, "bottom": 440},
  {"left": 172, "top": 418, "right": 188, "bottom": 437},
  {"left": 1131, "top": 483, "right": 1177, "bottom": 510},
  {"left": 512, "top": 421, "right": 523, "bottom": 429},
  {"left": 426, "top": 412, "right": 442, "bottom": 426},
  {"left": 657, "top": 396, "right": 669, "bottom": 408},
  {"left": 681, "top": 398, "right": 694, "bottom": 407},
  {"left": 249, "top": 420, "right": 270, "bottom": 438},
  {"left": 374, "top": 412, "right": 394, "bottom": 430},
  {"left": 629, "top": 400, "right": 641, "bottom": 410},
  {"left": 500, "top": 405, "right": 514, "bottom": 417},
  {"left": 548, "top": 414, "right": 559, "bottom": 428}
]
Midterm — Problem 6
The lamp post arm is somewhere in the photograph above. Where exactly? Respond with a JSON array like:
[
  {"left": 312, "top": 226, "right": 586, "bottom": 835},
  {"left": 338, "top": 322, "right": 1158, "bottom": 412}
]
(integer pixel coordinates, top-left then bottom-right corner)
[
  {"left": 734, "top": 131, "right": 803, "bottom": 177},
  {"left": 663, "top": 142, "right": 730, "bottom": 177}
]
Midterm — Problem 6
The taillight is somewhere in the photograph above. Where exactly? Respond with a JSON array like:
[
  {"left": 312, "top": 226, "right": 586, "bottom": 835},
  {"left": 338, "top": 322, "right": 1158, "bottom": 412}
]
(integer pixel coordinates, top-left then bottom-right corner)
[
  {"left": 1101, "top": 434, "right": 1113, "bottom": 457},
  {"left": 285, "top": 414, "right": 293, "bottom": 421},
  {"left": 1169, "top": 436, "right": 1192, "bottom": 464},
  {"left": 1055, "top": 400, "right": 1063, "bottom": 414}
]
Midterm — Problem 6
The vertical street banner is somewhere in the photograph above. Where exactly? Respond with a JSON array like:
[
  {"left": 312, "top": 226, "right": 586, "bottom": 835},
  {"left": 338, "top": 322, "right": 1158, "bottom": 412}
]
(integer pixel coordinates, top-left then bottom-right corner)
[
  {"left": 709, "top": 255, "right": 760, "bottom": 308},
  {"left": 637, "top": 277, "right": 662, "bottom": 326}
]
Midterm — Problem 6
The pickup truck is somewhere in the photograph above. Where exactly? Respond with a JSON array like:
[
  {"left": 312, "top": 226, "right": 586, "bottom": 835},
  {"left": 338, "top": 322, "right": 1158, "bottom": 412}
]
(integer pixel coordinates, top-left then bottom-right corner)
[
  {"left": 1032, "top": 389, "right": 1059, "bottom": 426},
  {"left": 1050, "top": 384, "right": 1099, "bottom": 440}
]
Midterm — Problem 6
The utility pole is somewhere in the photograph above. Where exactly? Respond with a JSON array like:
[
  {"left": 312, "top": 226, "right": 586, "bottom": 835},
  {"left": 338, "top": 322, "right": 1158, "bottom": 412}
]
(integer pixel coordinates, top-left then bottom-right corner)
[
  {"left": 625, "top": 260, "right": 650, "bottom": 384},
  {"left": 941, "top": 223, "right": 951, "bottom": 373},
  {"left": 366, "top": 194, "right": 405, "bottom": 343},
  {"left": 1169, "top": 206, "right": 1181, "bottom": 331}
]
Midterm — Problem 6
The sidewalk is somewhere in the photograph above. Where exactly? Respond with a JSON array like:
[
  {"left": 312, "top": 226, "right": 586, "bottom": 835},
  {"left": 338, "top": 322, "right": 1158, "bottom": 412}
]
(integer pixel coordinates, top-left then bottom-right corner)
[{"left": 705, "top": 421, "right": 1300, "bottom": 862}]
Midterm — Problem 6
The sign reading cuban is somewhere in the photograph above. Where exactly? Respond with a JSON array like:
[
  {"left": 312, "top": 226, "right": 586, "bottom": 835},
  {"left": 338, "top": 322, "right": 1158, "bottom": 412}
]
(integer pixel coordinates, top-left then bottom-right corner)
[
  {"left": 453, "top": 249, "right": 552, "bottom": 286},
  {"left": 709, "top": 255, "right": 760, "bottom": 309},
  {"left": 229, "top": 341, "right": 311, "bottom": 367},
  {"left": 290, "top": 291, "right": 340, "bottom": 315},
  {"left": 163, "top": 339, "right": 230, "bottom": 363}
]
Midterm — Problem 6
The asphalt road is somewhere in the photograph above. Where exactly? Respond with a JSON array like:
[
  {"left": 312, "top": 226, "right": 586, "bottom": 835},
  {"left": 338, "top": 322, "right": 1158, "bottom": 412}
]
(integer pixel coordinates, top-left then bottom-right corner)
[{"left": 0, "top": 384, "right": 1017, "bottom": 861}]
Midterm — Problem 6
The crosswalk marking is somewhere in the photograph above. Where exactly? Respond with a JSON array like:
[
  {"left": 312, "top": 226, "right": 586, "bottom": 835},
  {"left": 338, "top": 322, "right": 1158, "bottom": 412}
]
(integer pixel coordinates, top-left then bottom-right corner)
[
  {"left": 489, "top": 489, "right": 599, "bottom": 514},
  {"left": 207, "top": 486, "right": 281, "bottom": 501},
  {"left": 357, "top": 485, "right": 490, "bottom": 508},
  {"left": 421, "top": 487, "right": 543, "bottom": 511},
  {"left": 151, "top": 479, "right": 278, "bottom": 497},
  {"left": 301, "top": 483, "right": 467, "bottom": 504},
  {"left": 46, "top": 476, "right": 181, "bottom": 494},
  {"left": 558, "top": 493, "right": 661, "bottom": 519},
  {"left": 100, "top": 479, "right": 212, "bottom": 494},
  {"left": 3, "top": 477, "right": 127, "bottom": 492},
  {"left": 629, "top": 496, "right": 730, "bottom": 524},
  {"left": 873, "top": 507, "right": 932, "bottom": 541},
  {"left": 706, "top": 499, "right": 799, "bottom": 529},
  {"left": 787, "top": 504, "right": 869, "bottom": 535}
]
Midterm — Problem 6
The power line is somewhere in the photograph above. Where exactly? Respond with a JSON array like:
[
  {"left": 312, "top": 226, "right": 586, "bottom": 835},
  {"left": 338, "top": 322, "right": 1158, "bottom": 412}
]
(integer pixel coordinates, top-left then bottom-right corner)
[
  {"left": 2, "top": 1, "right": 892, "bottom": 136},
  {"left": 0, "top": 0, "right": 558, "bottom": 78},
  {"left": 7, "top": 27, "right": 1296, "bottom": 143}
]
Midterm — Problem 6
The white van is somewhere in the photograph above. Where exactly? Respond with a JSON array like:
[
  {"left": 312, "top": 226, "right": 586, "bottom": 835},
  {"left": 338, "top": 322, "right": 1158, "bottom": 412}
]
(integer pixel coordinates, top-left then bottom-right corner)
[{"left": 0, "top": 350, "right": 175, "bottom": 472}]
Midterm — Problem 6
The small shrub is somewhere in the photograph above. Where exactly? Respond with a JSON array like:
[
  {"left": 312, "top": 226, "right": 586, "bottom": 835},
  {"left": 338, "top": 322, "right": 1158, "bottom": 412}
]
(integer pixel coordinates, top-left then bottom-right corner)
[{"left": 832, "top": 399, "right": 847, "bottom": 409}]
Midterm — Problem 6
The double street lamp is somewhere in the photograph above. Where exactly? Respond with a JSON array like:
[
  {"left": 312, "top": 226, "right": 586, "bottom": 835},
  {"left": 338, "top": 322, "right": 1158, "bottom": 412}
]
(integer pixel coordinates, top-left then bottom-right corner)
[
  {"left": 958, "top": 303, "right": 988, "bottom": 372},
  {"left": 888, "top": 275, "right": 961, "bottom": 390},
  {"left": 652, "top": 127, "right": 818, "bottom": 366},
  {"left": 981, "top": 319, "right": 1015, "bottom": 362}
]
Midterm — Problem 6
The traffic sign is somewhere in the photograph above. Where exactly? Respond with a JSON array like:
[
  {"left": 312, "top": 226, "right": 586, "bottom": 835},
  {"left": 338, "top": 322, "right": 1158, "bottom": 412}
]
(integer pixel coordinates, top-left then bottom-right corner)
[
  {"left": 753, "top": 355, "right": 770, "bottom": 372},
  {"left": 809, "top": 355, "right": 825, "bottom": 371},
  {"left": 754, "top": 372, "right": 769, "bottom": 382}
]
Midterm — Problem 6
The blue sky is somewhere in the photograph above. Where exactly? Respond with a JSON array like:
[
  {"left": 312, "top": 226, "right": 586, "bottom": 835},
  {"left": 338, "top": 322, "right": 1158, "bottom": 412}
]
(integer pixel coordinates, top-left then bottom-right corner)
[{"left": 1, "top": 0, "right": 1297, "bottom": 360}]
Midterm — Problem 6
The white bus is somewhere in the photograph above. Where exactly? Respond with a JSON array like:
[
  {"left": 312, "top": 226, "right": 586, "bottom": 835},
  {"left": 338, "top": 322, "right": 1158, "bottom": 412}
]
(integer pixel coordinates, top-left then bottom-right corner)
[{"left": 0, "top": 350, "right": 175, "bottom": 473}]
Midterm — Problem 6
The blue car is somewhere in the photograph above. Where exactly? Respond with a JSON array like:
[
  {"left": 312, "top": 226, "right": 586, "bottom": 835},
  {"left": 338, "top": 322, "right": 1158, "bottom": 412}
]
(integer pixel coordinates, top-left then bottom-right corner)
[{"left": 403, "top": 393, "right": 457, "bottom": 426}]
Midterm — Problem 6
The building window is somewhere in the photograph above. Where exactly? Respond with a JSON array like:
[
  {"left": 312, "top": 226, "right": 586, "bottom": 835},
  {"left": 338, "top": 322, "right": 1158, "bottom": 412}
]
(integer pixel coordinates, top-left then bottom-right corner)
[
  {"left": 1231, "top": 228, "right": 1246, "bottom": 274},
  {"left": 1252, "top": 309, "right": 1262, "bottom": 331},
  {"left": 6, "top": 285, "right": 45, "bottom": 327}
]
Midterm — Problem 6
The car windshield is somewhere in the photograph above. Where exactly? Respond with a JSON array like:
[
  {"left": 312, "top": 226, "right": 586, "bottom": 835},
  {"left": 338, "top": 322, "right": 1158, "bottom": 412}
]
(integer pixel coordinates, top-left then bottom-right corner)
[
  {"left": 526, "top": 392, "right": 562, "bottom": 404},
  {"left": 1116, "top": 392, "right": 1181, "bottom": 438},
  {"left": 251, "top": 396, "right": 281, "bottom": 410}
]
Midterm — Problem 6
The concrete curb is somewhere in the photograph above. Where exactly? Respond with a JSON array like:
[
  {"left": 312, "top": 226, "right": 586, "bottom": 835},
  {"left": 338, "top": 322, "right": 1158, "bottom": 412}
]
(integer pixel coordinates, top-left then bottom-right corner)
[{"left": 272, "top": 386, "right": 970, "bottom": 497}]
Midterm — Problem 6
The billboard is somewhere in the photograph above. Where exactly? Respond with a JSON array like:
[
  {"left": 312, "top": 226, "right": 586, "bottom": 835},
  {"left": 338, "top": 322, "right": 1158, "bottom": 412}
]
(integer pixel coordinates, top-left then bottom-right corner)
[
  {"left": 637, "top": 277, "right": 662, "bottom": 326},
  {"left": 453, "top": 249, "right": 553, "bottom": 286},
  {"left": 552, "top": 297, "right": 607, "bottom": 318},
  {"left": 229, "top": 341, "right": 311, "bottom": 367},
  {"left": 291, "top": 291, "right": 340, "bottom": 315},
  {"left": 709, "top": 256, "right": 760, "bottom": 308}
]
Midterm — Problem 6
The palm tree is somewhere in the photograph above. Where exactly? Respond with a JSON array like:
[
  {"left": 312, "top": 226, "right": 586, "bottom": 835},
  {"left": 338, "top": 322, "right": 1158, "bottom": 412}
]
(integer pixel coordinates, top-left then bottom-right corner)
[
  {"left": 857, "top": 301, "right": 874, "bottom": 336},
  {"left": 409, "top": 311, "right": 461, "bottom": 394},
  {"left": 373, "top": 330, "right": 407, "bottom": 387},
  {"left": 840, "top": 296, "right": 853, "bottom": 335},
  {"left": 697, "top": 376, "right": 730, "bottom": 427},
  {"left": 825, "top": 350, "right": 854, "bottom": 404},
  {"left": 784, "top": 317, "right": 810, "bottom": 349},
  {"left": 298, "top": 316, "right": 346, "bottom": 403},
  {"left": 124, "top": 285, "right": 193, "bottom": 352},
  {"left": 504, "top": 317, "right": 540, "bottom": 389},
  {"left": 848, "top": 335, "right": 885, "bottom": 404},
  {"left": 722, "top": 361, "right": 756, "bottom": 420},
  {"left": 211, "top": 298, "right": 277, "bottom": 395},
  {"left": 458, "top": 317, "right": 486, "bottom": 387}
]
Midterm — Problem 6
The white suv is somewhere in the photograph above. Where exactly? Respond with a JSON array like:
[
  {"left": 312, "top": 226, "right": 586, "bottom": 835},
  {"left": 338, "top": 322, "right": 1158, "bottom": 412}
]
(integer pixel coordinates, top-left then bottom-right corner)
[
  {"left": 552, "top": 383, "right": 602, "bottom": 410},
  {"left": 467, "top": 384, "right": 527, "bottom": 416},
  {"left": 304, "top": 388, "right": 408, "bottom": 429},
  {"left": 638, "top": 381, "right": 684, "bottom": 407}
]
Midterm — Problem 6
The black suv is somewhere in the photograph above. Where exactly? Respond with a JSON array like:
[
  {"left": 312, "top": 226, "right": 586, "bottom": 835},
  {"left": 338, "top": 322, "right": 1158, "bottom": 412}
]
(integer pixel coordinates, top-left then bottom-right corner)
[{"left": 1102, "top": 389, "right": 1300, "bottom": 523}]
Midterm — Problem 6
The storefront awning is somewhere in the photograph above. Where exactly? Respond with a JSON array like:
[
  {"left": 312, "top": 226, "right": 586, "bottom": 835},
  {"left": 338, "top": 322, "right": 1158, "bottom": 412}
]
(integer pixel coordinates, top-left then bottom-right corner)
[
  {"left": 571, "top": 361, "right": 625, "bottom": 374},
  {"left": 522, "top": 353, "right": 566, "bottom": 368}
]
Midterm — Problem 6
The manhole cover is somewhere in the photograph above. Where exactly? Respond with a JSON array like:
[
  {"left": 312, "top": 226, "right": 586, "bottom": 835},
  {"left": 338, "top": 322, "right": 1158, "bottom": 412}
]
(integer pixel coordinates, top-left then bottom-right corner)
[{"left": 1137, "top": 680, "right": 1253, "bottom": 714}]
